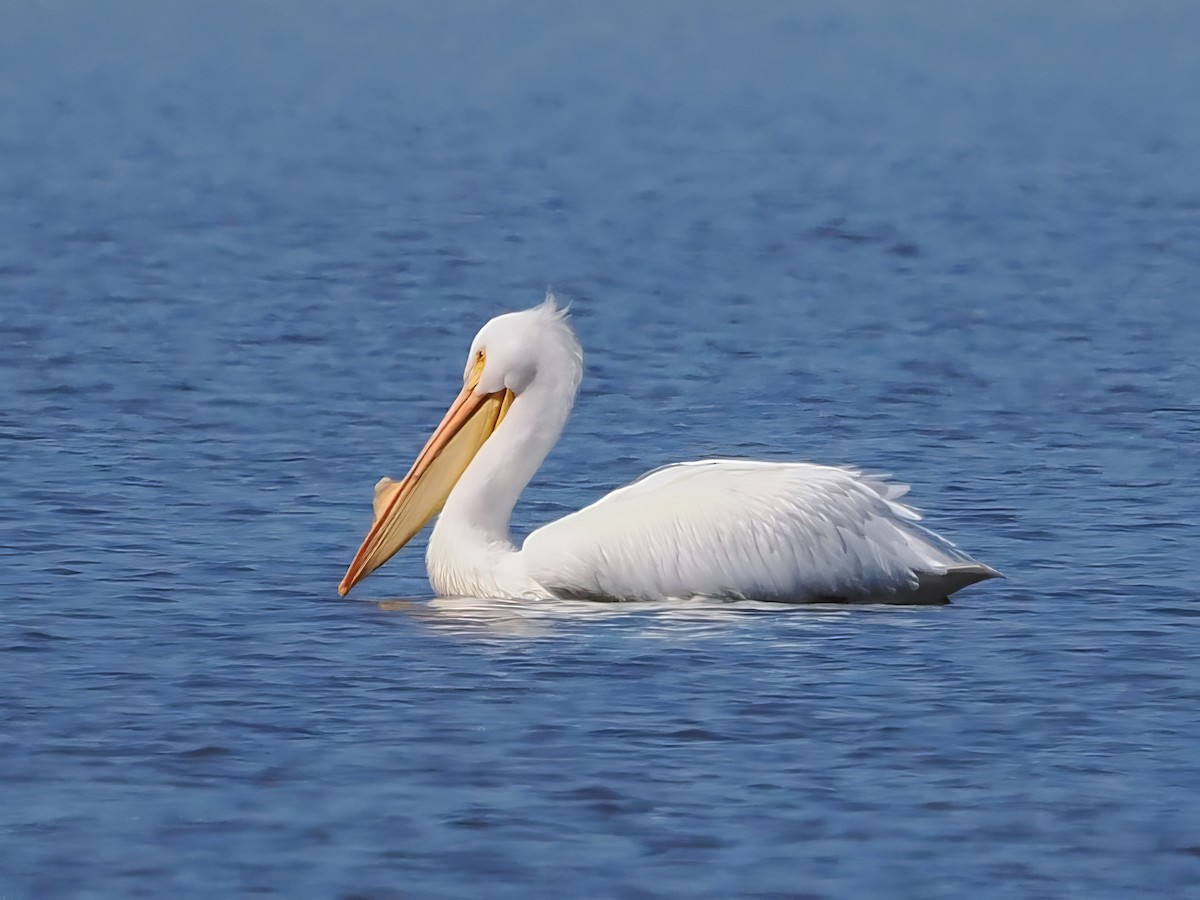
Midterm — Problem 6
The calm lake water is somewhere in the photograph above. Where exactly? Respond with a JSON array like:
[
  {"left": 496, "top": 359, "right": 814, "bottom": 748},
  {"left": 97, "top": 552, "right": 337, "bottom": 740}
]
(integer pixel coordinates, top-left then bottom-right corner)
[{"left": 3, "top": 2, "right": 1199, "bottom": 897}]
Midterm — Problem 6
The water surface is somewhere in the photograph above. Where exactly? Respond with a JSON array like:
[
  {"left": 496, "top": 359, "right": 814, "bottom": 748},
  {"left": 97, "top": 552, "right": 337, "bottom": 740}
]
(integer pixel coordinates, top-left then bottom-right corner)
[{"left": 3, "top": 3, "right": 1199, "bottom": 897}]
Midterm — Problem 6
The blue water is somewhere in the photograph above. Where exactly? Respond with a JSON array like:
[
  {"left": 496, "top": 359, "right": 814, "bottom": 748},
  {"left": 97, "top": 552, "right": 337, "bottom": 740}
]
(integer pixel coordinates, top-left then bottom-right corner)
[{"left": 3, "top": 2, "right": 1199, "bottom": 896}]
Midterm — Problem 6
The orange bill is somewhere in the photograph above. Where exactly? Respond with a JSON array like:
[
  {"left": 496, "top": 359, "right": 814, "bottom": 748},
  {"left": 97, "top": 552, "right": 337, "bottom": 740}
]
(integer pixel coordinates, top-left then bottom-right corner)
[{"left": 338, "top": 356, "right": 514, "bottom": 596}]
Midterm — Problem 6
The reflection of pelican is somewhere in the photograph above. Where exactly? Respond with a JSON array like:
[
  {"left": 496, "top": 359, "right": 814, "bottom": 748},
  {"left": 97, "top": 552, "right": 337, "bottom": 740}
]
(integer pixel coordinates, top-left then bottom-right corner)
[
  {"left": 378, "top": 596, "right": 861, "bottom": 641},
  {"left": 339, "top": 296, "right": 1000, "bottom": 604}
]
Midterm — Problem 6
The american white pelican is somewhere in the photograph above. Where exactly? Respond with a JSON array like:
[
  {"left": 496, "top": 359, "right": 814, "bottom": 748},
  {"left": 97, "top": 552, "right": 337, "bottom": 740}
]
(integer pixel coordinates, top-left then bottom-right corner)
[{"left": 339, "top": 295, "right": 1000, "bottom": 603}]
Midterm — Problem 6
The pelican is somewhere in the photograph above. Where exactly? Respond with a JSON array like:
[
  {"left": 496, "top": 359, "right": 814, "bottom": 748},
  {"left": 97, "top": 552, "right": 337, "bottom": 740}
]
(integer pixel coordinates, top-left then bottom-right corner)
[{"left": 339, "top": 295, "right": 1000, "bottom": 603}]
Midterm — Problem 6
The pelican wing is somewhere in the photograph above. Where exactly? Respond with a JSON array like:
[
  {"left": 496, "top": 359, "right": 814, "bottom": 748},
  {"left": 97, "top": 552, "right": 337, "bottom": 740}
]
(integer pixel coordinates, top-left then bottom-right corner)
[{"left": 520, "top": 460, "right": 997, "bottom": 603}]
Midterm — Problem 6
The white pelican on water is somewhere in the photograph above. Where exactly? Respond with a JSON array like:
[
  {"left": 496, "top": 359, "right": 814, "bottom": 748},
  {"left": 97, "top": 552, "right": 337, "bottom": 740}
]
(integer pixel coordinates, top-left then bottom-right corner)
[{"left": 339, "top": 296, "right": 1000, "bottom": 603}]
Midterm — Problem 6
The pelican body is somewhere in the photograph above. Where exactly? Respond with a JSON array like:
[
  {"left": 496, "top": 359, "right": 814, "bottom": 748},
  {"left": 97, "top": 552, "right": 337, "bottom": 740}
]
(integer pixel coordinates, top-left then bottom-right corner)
[{"left": 339, "top": 297, "right": 999, "bottom": 603}]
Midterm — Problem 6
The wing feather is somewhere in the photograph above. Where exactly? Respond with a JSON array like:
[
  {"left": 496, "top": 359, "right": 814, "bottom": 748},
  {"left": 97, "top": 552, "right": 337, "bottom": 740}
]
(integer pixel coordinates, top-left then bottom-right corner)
[{"left": 520, "top": 460, "right": 988, "bottom": 602}]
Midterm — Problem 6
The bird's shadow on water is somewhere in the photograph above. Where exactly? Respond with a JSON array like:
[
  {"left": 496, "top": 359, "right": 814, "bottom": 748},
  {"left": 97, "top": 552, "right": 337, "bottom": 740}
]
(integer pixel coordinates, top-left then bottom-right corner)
[{"left": 362, "top": 594, "right": 949, "bottom": 640}]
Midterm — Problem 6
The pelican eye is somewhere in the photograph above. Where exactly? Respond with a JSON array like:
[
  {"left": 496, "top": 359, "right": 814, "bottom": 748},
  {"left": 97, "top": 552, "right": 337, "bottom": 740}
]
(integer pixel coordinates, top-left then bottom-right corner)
[{"left": 466, "top": 351, "right": 487, "bottom": 390}]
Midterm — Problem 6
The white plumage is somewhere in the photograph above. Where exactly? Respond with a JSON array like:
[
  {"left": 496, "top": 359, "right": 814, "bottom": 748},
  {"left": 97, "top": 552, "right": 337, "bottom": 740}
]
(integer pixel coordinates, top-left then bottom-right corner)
[
  {"left": 340, "top": 296, "right": 1000, "bottom": 604},
  {"left": 521, "top": 460, "right": 992, "bottom": 603}
]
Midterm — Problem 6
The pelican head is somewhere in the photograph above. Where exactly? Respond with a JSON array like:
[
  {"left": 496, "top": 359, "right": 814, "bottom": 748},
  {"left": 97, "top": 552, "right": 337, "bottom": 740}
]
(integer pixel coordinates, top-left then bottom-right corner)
[{"left": 338, "top": 295, "right": 582, "bottom": 596}]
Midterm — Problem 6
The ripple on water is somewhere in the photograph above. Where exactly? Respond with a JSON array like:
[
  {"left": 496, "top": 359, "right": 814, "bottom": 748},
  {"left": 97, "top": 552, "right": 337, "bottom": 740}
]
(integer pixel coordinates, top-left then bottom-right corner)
[{"left": 3, "top": 2, "right": 1200, "bottom": 898}]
